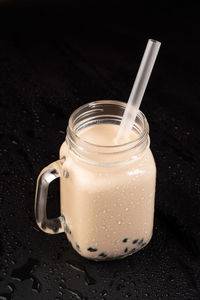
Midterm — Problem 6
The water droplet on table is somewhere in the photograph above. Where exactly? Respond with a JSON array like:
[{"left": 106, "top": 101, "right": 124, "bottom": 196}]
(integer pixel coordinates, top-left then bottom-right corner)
[
  {"left": 65, "top": 260, "right": 96, "bottom": 286},
  {"left": 11, "top": 258, "right": 41, "bottom": 293}
]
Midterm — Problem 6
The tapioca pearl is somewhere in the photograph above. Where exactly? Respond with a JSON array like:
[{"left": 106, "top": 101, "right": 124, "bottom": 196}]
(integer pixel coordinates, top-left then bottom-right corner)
[
  {"left": 76, "top": 243, "right": 80, "bottom": 251},
  {"left": 87, "top": 247, "right": 98, "bottom": 252},
  {"left": 122, "top": 238, "right": 128, "bottom": 243},
  {"left": 138, "top": 238, "right": 144, "bottom": 245},
  {"left": 41, "top": 221, "right": 47, "bottom": 230},
  {"left": 99, "top": 253, "right": 107, "bottom": 258},
  {"left": 132, "top": 239, "right": 139, "bottom": 244},
  {"left": 124, "top": 247, "right": 128, "bottom": 253},
  {"left": 132, "top": 248, "right": 136, "bottom": 252}
]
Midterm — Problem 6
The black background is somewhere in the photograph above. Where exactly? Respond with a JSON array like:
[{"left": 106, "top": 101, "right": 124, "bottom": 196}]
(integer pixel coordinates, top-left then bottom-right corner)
[{"left": 0, "top": 1, "right": 200, "bottom": 299}]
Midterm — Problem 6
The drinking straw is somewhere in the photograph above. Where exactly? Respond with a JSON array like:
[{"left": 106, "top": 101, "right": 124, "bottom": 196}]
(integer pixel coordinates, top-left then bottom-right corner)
[{"left": 115, "top": 39, "right": 161, "bottom": 142}]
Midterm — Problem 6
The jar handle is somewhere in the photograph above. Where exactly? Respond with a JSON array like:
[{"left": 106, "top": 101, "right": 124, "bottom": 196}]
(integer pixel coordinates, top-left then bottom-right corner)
[{"left": 35, "top": 160, "right": 68, "bottom": 234}]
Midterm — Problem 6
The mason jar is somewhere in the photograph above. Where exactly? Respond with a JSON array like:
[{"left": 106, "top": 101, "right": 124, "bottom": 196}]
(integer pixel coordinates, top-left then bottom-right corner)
[{"left": 35, "top": 100, "right": 156, "bottom": 261}]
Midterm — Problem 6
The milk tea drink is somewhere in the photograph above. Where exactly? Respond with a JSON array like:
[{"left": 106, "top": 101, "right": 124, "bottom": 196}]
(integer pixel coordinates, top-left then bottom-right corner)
[
  {"left": 35, "top": 100, "right": 156, "bottom": 261},
  {"left": 60, "top": 123, "right": 156, "bottom": 260}
]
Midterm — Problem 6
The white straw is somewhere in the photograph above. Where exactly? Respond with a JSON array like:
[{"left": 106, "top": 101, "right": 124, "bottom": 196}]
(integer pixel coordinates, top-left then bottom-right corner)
[{"left": 115, "top": 39, "right": 161, "bottom": 143}]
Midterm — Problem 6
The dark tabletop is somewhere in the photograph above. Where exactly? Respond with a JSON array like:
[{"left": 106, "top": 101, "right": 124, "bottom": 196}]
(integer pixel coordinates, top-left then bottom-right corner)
[{"left": 0, "top": 2, "right": 200, "bottom": 299}]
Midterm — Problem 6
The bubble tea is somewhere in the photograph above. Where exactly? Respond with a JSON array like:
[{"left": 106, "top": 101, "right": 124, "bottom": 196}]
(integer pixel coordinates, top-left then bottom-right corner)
[
  {"left": 35, "top": 100, "right": 156, "bottom": 260},
  {"left": 35, "top": 40, "right": 160, "bottom": 261}
]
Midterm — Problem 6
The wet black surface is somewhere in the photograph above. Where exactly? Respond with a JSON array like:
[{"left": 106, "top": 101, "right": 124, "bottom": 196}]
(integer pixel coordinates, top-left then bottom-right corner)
[{"left": 0, "top": 2, "right": 200, "bottom": 299}]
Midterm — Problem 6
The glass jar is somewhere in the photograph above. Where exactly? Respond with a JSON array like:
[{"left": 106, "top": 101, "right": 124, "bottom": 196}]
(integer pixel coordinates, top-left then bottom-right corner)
[{"left": 35, "top": 100, "right": 156, "bottom": 261}]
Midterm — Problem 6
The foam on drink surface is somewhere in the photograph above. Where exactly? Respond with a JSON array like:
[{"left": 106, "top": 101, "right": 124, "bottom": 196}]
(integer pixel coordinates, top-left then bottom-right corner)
[{"left": 60, "top": 124, "right": 156, "bottom": 260}]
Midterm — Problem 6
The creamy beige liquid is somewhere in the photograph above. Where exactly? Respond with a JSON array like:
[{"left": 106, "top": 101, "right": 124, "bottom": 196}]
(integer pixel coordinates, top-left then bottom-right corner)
[{"left": 60, "top": 124, "right": 156, "bottom": 260}]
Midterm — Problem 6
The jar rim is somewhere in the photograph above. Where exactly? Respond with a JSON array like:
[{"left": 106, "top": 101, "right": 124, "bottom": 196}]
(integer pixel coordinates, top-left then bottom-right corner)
[{"left": 68, "top": 100, "right": 149, "bottom": 150}]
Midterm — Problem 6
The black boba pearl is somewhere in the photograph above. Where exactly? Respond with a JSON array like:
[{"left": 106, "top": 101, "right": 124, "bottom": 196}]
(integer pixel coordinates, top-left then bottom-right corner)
[
  {"left": 41, "top": 221, "right": 47, "bottom": 230},
  {"left": 87, "top": 247, "right": 98, "bottom": 252},
  {"left": 76, "top": 243, "right": 80, "bottom": 251},
  {"left": 138, "top": 238, "right": 144, "bottom": 245},
  {"left": 132, "top": 239, "right": 139, "bottom": 244},
  {"left": 132, "top": 248, "right": 136, "bottom": 252},
  {"left": 122, "top": 238, "right": 128, "bottom": 243},
  {"left": 99, "top": 252, "right": 107, "bottom": 258},
  {"left": 124, "top": 247, "right": 128, "bottom": 253}
]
